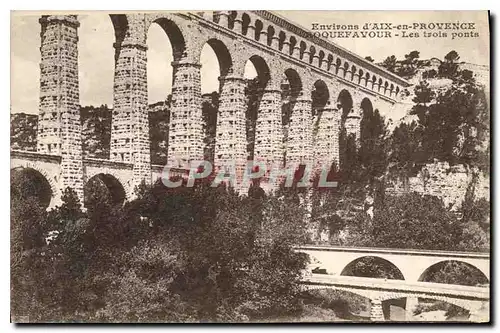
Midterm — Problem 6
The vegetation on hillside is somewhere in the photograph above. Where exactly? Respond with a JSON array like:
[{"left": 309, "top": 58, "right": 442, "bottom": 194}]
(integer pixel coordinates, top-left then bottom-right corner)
[{"left": 10, "top": 50, "right": 490, "bottom": 322}]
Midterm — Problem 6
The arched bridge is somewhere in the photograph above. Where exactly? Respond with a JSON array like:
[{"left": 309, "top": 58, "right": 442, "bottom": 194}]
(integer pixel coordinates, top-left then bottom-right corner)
[
  {"left": 11, "top": 11, "right": 410, "bottom": 208},
  {"left": 296, "top": 245, "right": 490, "bottom": 322},
  {"left": 297, "top": 245, "right": 490, "bottom": 282},
  {"left": 301, "top": 274, "right": 489, "bottom": 322}
]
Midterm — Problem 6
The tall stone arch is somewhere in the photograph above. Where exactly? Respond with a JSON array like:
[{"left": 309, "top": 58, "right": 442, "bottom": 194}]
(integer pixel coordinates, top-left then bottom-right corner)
[
  {"left": 84, "top": 167, "right": 133, "bottom": 202},
  {"left": 145, "top": 13, "right": 204, "bottom": 168},
  {"left": 340, "top": 256, "right": 406, "bottom": 280},
  {"left": 11, "top": 166, "right": 56, "bottom": 209},
  {"left": 84, "top": 172, "right": 128, "bottom": 207},
  {"left": 418, "top": 260, "right": 489, "bottom": 285}
]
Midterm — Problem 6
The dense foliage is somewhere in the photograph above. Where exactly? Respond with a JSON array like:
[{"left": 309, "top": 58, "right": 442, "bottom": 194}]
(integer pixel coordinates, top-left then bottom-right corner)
[
  {"left": 11, "top": 50, "right": 490, "bottom": 322},
  {"left": 11, "top": 178, "right": 309, "bottom": 322}
]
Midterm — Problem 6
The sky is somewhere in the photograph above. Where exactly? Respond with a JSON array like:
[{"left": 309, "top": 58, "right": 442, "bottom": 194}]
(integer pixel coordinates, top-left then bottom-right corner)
[{"left": 11, "top": 11, "right": 489, "bottom": 115}]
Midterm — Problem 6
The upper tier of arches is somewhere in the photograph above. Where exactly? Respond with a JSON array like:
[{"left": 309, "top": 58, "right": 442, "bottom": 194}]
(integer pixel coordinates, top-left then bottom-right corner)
[
  {"left": 206, "top": 10, "right": 406, "bottom": 99},
  {"left": 70, "top": 12, "right": 406, "bottom": 103}
]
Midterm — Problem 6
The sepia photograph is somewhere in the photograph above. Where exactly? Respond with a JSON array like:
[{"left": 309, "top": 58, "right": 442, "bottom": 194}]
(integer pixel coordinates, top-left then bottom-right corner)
[{"left": 10, "top": 9, "right": 490, "bottom": 323}]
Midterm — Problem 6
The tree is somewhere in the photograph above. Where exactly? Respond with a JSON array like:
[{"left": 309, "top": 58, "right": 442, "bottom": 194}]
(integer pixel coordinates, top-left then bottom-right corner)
[
  {"left": 84, "top": 179, "right": 309, "bottom": 323},
  {"left": 387, "top": 121, "right": 425, "bottom": 186},
  {"left": 365, "top": 56, "right": 375, "bottom": 62},
  {"left": 201, "top": 91, "right": 219, "bottom": 162},
  {"left": 10, "top": 113, "right": 37, "bottom": 151},
  {"left": 397, "top": 50, "right": 420, "bottom": 77},
  {"left": 245, "top": 78, "right": 262, "bottom": 159},
  {"left": 412, "top": 80, "right": 435, "bottom": 106},
  {"left": 149, "top": 104, "right": 170, "bottom": 165},
  {"left": 381, "top": 55, "right": 397, "bottom": 73},
  {"left": 439, "top": 50, "right": 460, "bottom": 78},
  {"left": 81, "top": 105, "right": 112, "bottom": 159},
  {"left": 402, "top": 52, "right": 489, "bottom": 170},
  {"left": 361, "top": 193, "right": 465, "bottom": 251},
  {"left": 422, "top": 69, "right": 437, "bottom": 80}
]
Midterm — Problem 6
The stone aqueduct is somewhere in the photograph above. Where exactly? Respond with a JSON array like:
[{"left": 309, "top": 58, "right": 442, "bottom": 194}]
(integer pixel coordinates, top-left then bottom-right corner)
[
  {"left": 11, "top": 12, "right": 490, "bottom": 321},
  {"left": 11, "top": 10, "right": 411, "bottom": 207}
]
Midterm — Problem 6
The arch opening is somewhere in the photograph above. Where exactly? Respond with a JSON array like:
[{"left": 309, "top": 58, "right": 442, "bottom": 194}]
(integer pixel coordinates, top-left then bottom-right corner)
[
  {"left": 418, "top": 260, "right": 489, "bottom": 286},
  {"left": 244, "top": 55, "right": 271, "bottom": 160},
  {"left": 281, "top": 68, "right": 303, "bottom": 165},
  {"left": 337, "top": 89, "right": 353, "bottom": 124},
  {"left": 146, "top": 18, "right": 187, "bottom": 165},
  {"left": 151, "top": 18, "right": 186, "bottom": 62},
  {"left": 359, "top": 97, "right": 374, "bottom": 142},
  {"left": 241, "top": 13, "right": 251, "bottom": 36},
  {"left": 227, "top": 11, "right": 237, "bottom": 30},
  {"left": 311, "top": 80, "right": 330, "bottom": 114},
  {"left": 340, "top": 256, "right": 405, "bottom": 280},
  {"left": 299, "top": 41, "right": 307, "bottom": 60},
  {"left": 11, "top": 167, "right": 53, "bottom": 209},
  {"left": 84, "top": 174, "right": 126, "bottom": 208},
  {"left": 289, "top": 36, "right": 297, "bottom": 56},
  {"left": 254, "top": 20, "right": 263, "bottom": 41},
  {"left": 301, "top": 288, "right": 371, "bottom": 321},
  {"left": 199, "top": 38, "right": 233, "bottom": 163},
  {"left": 309, "top": 46, "right": 316, "bottom": 64},
  {"left": 311, "top": 80, "right": 330, "bottom": 154},
  {"left": 326, "top": 54, "right": 334, "bottom": 71},
  {"left": 77, "top": 14, "right": 116, "bottom": 109}
]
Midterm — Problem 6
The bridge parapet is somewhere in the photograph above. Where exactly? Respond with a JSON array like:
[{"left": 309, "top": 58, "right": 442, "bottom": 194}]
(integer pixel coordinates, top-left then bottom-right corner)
[
  {"left": 84, "top": 157, "right": 134, "bottom": 170},
  {"left": 302, "top": 274, "right": 490, "bottom": 300},
  {"left": 296, "top": 245, "right": 490, "bottom": 259},
  {"left": 11, "top": 149, "right": 62, "bottom": 164}
]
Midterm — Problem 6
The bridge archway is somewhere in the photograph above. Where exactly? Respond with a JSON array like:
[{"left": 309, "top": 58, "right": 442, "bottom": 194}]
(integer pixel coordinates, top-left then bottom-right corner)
[
  {"left": 337, "top": 89, "right": 353, "bottom": 125},
  {"left": 358, "top": 97, "right": 382, "bottom": 166},
  {"left": 11, "top": 167, "right": 53, "bottom": 209},
  {"left": 418, "top": 260, "right": 489, "bottom": 286},
  {"left": 77, "top": 13, "right": 116, "bottom": 108},
  {"left": 281, "top": 68, "right": 303, "bottom": 164},
  {"left": 199, "top": 38, "right": 234, "bottom": 162},
  {"left": 84, "top": 173, "right": 126, "bottom": 207},
  {"left": 245, "top": 55, "right": 272, "bottom": 159},
  {"left": 204, "top": 38, "right": 233, "bottom": 78},
  {"left": 247, "top": 55, "right": 271, "bottom": 88},
  {"left": 302, "top": 287, "right": 371, "bottom": 320},
  {"left": 341, "top": 256, "right": 405, "bottom": 280},
  {"left": 147, "top": 16, "right": 187, "bottom": 104},
  {"left": 149, "top": 17, "right": 186, "bottom": 62},
  {"left": 311, "top": 79, "right": 330, "bottom": 117}
]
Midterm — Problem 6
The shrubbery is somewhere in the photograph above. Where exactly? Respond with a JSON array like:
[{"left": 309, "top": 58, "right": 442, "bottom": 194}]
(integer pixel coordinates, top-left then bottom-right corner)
[{"left": 11, "top": 180, "right": 309, "bottom": 322}]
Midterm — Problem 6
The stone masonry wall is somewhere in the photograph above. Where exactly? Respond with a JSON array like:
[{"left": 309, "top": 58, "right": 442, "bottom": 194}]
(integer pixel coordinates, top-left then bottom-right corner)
[
  {"left": 313, "top": 102, "right": 341, "bottom": 169},
  {"left": 37, "top": 15, "right": 84, "bottom": 201},
  {"left": 287, "top": 96, "right": 313, "bottom": 165},
  {"left": 110, "top": 14, "right": 151, "bottom": 190},
  {"left": 215, "top": 76, "right": 247, "bottom": 180},
  {"left": 387, "top": 161, "right": 490, "bottom": 209},
  {"left": 254, "top": 87, "right": 283, "bottom": 166},
  {"left": 168, "top": 61, "right": 204, "bottom": 166}
]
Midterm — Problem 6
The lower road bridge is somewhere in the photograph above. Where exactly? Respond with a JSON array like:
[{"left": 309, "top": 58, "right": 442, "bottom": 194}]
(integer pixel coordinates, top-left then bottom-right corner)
[
  {"left": 296, "top": 245, "right": 490, "bottom": 322},
  {"left": 301, "top": 274, "right": 490, "bottom": 322}
]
